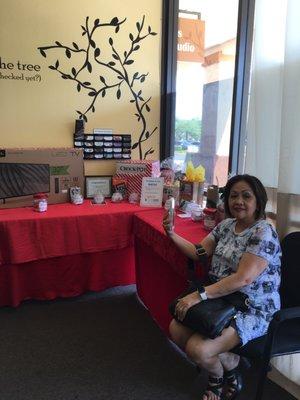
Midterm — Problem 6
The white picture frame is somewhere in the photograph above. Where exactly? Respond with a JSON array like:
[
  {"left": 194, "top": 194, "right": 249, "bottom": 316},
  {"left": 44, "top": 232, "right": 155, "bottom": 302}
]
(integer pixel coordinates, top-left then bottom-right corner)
[{"left": 85, "top": 176, "right": 112, "bottom": 198}]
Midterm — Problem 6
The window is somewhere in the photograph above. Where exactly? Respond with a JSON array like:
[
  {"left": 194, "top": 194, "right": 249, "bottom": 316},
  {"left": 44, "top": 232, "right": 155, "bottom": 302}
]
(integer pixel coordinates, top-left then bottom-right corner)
[{"left": 160, "top": 0, "right": 255, "bottom": 187}]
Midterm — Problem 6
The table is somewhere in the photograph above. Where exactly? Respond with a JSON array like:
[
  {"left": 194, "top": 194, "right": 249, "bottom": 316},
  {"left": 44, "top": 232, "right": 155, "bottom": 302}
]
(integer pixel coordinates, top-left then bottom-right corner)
[
  {"left": 0, "top": 201, "right": 158, "bottom": 307},
  {"left": 133, "top": 209, "right": 208, "bottom": 334}
]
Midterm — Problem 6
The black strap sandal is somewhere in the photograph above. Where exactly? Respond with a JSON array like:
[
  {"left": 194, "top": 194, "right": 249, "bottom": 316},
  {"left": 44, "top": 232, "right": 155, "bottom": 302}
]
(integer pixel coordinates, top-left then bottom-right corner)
[
  {"left": 204, "top": 375, "right": 224, "bottom": 400},
  {"left": 223, "top": 367, "right": 243, "bottom": 400}
]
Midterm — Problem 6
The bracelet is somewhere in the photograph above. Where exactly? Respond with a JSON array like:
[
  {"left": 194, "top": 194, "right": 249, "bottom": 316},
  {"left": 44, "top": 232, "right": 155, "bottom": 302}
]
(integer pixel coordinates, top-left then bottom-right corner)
[
  {"left": 197, "top": 285, "right": 208, "bottom": 301},
  {"left": 194, "top": 244, "right": 208, "bottom": 262}
]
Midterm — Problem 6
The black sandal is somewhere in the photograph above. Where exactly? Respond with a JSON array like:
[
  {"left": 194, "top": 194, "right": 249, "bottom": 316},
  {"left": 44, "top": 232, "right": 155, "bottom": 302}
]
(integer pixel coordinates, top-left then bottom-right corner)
[
  {"left": 204, "top": 375, "right": 224, "bottom": 400},
  {"left": 223, "top": 367, "right": 243, "bottom": 400}
]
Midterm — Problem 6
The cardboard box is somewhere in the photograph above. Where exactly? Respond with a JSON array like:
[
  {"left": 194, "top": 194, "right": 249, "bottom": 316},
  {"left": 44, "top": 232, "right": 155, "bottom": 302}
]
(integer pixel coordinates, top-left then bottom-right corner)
[
  {"left": 0, "top": 148, "right": 84, "bottom": 208},
  {"left": 115, "top": 160, "right": 160, "bottom": 198}
]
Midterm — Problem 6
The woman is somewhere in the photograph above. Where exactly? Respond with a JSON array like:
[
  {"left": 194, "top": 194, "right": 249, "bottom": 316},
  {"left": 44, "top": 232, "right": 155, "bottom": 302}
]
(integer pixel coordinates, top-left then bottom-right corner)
[{"left": 163, "top": 175, "right": 281, "bottom": 400}]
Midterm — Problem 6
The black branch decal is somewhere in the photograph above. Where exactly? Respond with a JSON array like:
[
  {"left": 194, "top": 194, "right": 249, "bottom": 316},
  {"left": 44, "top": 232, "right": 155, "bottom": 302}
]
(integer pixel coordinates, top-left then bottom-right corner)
[{"left": 38, "top": 15, "right": 158, "bottom": 159}]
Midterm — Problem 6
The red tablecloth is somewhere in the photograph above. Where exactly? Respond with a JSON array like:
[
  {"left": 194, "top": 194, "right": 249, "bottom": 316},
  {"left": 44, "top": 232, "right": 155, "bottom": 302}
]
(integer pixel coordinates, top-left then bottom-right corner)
[
  {"left": 134, "top": 209, "right": 208, "bottom": 278},
  {"left": 0, "top": 247, "right": 135, "bottom": 307},
  {"left": 133, "top": 209, "right": 208, "bottom": 333},
  {"left": 0, "top": 201, "right": 161, "bottom": 306},
  {"left": 0, "top": 200, "right": 157, "bottom": 265}
]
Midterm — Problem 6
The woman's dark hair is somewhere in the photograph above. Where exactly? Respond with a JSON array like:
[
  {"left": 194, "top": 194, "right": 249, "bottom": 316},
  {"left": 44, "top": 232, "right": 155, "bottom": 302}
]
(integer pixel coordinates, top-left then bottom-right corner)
[{"left": 223, "top": 174, "right": 268, "bottom": 220}]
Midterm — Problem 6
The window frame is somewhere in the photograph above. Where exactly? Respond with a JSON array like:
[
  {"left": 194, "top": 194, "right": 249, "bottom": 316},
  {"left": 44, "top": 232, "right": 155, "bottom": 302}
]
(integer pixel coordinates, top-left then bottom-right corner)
[{"left": 160, "top": 0, "right": 255, "bottom": 174}]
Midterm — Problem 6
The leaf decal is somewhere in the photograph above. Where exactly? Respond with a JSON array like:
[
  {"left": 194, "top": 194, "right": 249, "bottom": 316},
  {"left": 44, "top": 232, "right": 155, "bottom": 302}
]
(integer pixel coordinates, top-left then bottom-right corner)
[
  {"left": 90, "top": 39, "right": 96, "bottom": 48},
  {"left": 129, "top": 33, "right": 134, "bottom": 41},
  {"left": 133, "top": 72, "right": 139, "bottom": 79},
  {"left": 94, "top": 48, "right": 101, "bottom": 57},
  {"left": 94, "top": 18, "right": 100, "bottom": 26},
  {"left": 83, "top": 81, "right": 91, "bottom": 86},
  {"left": 110, "top": 17, "right": 119, "bottom": 26},
  {"left": 73, "top": 42, "right": 79, "bottom": 50},
  {"left": 125, "top": 60, "right": 134, "bottom": 65},
  {"left": 115, "top": 26, "right": 120, "bottom": 33},
  {"left": 77, "top": 83, "right": 81, "bottom": 92},
  {"left": 99, "top": 76, "right": 106, "bottom": 84},
  {"left": 102, "top": 90, "right": 106, "bottom": 97},
  {"left": 71, "top": 67, "right": 76, "bottom": 76},
  {"left": 146, "top": 105, "right": 150, "bottom": 112},
  {"left": 87, "top": 61, "right": 92, "bottom": 73},
  {"left": 116, "top": 89, "right": 121, "bottom": 99},
  {"left": 49, "top": 65, "right": 56, "bottom": 70},
  {"left": 112, "top": 54, "right": 119, "bottom": 60},
  {"left": 108, "top": 61, "right": 116, "bottom": 66},
  {"left": 88, "top": 91, "right": 96, "bottom": 96},
  {"left": 55, "top": 60, "right": 59, "bottom": 69},
  {"left": 109, "top": 37, "right": 113, "bottom": 46},
  {"left": 66, "top": 49, "right": 71, "bottom": 58},
  {"left": 132, "top": 142, "right": 139, "bottom": 150},
  {"left": 145, "top": 131, "right": 150, "bottom": 139},
  {"left": 136, "top": 22, "right": 141, "bottom": 31},
  {"left": 133, "top": 45, "right": 140, "bottom": 51},
  {"left": 39, "top": 48, "right": 47, "bottom": 58},
  {"left": 55, "top": 41, "right": 61, "bottom": 46}
]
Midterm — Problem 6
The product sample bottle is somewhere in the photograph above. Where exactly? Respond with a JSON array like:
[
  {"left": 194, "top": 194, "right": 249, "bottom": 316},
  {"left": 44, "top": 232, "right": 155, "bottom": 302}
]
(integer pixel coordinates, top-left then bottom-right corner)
[{"left": 33, "top": 193, "right": 48, "bottom": 212}]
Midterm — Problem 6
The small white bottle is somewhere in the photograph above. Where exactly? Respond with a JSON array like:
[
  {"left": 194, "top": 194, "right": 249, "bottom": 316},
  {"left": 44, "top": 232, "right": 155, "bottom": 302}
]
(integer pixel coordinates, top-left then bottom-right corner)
[{"left": 163, "top": 196, "right": 175, "bottom": 233}]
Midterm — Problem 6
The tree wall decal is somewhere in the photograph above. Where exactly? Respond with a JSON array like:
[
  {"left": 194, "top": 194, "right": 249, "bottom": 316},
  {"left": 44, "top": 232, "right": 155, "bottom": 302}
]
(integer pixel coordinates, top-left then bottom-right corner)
[{"left": 38, "top": 15, "right": 158, "bottom": 159}]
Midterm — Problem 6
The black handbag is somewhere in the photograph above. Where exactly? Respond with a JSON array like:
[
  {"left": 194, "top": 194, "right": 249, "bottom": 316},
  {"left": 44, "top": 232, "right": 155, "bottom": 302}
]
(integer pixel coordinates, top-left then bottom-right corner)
[{"left": 169, "top": 259, "right": 250, "bottom": 339}]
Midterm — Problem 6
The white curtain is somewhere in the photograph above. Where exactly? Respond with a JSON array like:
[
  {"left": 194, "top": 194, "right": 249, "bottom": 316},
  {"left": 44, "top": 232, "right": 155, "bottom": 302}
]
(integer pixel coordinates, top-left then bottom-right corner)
[{"left": 243, "top": 0, "right": 300, "bottom": 390}]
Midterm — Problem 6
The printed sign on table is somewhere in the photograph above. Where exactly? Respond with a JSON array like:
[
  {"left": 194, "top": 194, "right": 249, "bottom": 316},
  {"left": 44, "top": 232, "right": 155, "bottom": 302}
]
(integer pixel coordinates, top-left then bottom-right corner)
[{"left": 140, "top": 177, "right": 164, "bottom": 207}]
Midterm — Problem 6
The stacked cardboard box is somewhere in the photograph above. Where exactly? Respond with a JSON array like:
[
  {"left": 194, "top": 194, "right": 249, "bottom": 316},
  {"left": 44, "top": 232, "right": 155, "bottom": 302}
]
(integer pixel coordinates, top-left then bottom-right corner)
[{"left": 0, "top": 148, "right": 84, "bottom": 208}]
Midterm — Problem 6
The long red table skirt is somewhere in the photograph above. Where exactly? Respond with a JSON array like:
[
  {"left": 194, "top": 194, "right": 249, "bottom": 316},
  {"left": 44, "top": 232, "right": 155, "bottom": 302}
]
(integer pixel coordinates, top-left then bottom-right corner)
[{"left": 0, "top": 246, "right": 135, "bottom": 307}]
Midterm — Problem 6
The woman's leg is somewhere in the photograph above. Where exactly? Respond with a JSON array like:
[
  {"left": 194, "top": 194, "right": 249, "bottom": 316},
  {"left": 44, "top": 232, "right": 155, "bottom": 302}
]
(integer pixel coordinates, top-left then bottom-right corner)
[
  {"left": 219, "top": 352, "right": 242, "bottom": 400},
  {"left": 185, "top": 326, "right": 241, "bottom": 400},
  {"left": 169, "top": 318, "right": 195, "bottom": 351},
  {"left": 219, "top": 352, "right": 240, "bottom": 371}
]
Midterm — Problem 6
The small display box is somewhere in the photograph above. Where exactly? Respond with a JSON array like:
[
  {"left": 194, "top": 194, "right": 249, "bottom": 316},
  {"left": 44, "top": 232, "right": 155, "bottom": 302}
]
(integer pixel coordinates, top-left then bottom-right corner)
[{"left": 74, "top": 132, "right": 131, "bottom": 160}]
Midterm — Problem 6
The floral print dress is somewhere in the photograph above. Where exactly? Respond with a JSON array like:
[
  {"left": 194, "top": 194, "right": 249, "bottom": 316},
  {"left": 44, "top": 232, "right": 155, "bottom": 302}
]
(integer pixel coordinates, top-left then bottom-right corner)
[{"left": 208, "top": 218, "right": 281, "bottom": 345}]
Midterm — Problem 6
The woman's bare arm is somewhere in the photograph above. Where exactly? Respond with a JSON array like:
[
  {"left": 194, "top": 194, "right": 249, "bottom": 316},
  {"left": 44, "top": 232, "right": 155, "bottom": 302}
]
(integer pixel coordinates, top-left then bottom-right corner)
[{"left": 205, "top": 252, "right": 268, "bottom": 298}]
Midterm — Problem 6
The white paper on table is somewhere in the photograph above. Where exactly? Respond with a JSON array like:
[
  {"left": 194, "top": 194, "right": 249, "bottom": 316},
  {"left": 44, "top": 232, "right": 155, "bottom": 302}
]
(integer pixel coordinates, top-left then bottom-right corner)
[
  {"left": 177, "top": 213, "right": 191, "bottom": 218},
  {"left": 140, "top": 177, "right": 164, "bottom": 207}
]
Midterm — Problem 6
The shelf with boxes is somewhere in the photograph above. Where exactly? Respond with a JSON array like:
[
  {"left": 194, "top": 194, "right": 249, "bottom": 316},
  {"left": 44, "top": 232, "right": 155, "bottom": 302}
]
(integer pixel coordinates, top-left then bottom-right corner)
[{"left": 74, "top": 132, "right": 132, "bottom": 160}]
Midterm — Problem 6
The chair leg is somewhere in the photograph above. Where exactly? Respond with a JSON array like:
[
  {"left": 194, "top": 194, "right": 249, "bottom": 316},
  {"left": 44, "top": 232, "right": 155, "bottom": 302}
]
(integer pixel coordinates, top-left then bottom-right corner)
[{"left": 255, "top": 359, "right": 270, "bottom": 400}]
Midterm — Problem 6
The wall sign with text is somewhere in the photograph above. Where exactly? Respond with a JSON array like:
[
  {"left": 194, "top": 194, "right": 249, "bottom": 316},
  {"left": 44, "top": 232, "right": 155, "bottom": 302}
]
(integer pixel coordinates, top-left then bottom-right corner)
[{"left": 177, "top": 18, "right": 205, "bottom": 63}]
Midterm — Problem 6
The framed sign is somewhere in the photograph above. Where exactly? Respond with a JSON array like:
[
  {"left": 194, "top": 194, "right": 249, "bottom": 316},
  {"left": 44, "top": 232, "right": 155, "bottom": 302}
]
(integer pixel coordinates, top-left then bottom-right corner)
[
  {"left": 85, "top": 176, "right": 112, "bottom": 198},
  {"left": 140, "top": 177, "right": 164, "bottom": 207}
]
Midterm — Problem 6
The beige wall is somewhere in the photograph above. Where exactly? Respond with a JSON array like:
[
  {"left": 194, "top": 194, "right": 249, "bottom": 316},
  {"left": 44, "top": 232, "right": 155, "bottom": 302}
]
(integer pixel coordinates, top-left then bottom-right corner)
[{"left": 0, "top": 0, "right": 162, "bottom": 175}]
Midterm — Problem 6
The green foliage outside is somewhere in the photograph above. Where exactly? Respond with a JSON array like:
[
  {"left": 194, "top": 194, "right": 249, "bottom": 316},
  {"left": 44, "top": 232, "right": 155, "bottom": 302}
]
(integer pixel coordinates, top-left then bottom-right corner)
[{"left": 175, "top": 118, "right": 202, "bottom": 142}]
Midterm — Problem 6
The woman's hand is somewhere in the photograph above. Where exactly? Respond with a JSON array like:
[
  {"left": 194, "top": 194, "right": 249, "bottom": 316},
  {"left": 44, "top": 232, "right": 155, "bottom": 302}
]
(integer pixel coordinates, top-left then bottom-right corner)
[
  {"left": 162, "top": 213, "right": 174, "bottom": 235},
  {"left": 175, "top": 291, "right": 201, "bottom": 321}
]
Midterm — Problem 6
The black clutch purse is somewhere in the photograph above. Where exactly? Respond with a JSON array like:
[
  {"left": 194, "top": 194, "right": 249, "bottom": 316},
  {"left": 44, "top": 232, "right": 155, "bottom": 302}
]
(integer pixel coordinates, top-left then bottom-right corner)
[{"left": 169, "top": 284, "right": 249, "bottom": 339}]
